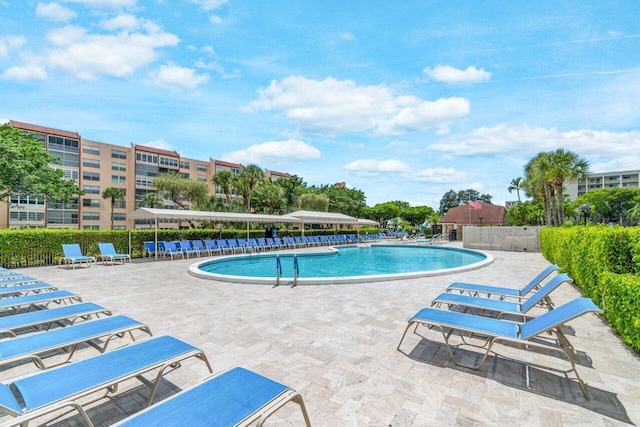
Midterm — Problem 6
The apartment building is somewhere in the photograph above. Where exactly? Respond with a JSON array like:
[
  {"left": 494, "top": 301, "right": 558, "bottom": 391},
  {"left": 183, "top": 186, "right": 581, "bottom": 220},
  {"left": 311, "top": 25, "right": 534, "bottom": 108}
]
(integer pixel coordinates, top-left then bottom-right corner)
[
  {"left": 565, "top": 170, "right": 640, "bottom": 200},
  {"left": 2, "top": 120, "right": 290, "bottom": 230}
]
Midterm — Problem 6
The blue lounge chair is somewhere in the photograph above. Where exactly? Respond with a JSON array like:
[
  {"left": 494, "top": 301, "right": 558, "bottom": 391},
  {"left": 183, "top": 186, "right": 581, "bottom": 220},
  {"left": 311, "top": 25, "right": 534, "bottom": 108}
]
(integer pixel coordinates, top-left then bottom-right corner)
[
  {"left": 0, "top": 282, "right": 57, "bottom": 298},
  {"left": 397, "top": 297, "right": 603, "bottom": 399},
  {"left": 294, "top": 236, "right": 306, "bottom": 247},
  {"left": 144, "top": 241, "right": 161, "bottom": 258},
  {"left": 272, "top": 237, "right": 285, "bottom": 249},
  {"left": 114, "top": 366, "right": 311, "bottom": 427},
  {"left": 179, "top": 240, "right": 200, "bottom": 258},
  {"left": 192, "top": 240, "right": 210, "bottom": 256},
  {"left": 432, "top": 274, "right": 572, "bottom": 318},
  {"left": 162, "top": 241, "right": 184, "bottom": 260},
  {"left": 248, "top": 238, "right": 262, "bottom": 252},
  {"left": 0, "top": 315, "right": 152, "bottom": 370},
  {"left": 445, "top": 264, "right": 561, "bottom": 298},
  {"left": 204, "top": 239, "right": 220, "bottom": 255},
  {"left": 237, "top": 238, "right": 251, "bottom": 252},
  {"left": 98, "top": 243, "right": 132, "bottom": 265},
  {"left": 59, "top": 244, "right": 96, "bottom": 269},
  {"left": 0, "top": 272, "right": 26, "bottom": 280},
  {"left": 216, "top": 239, "right": 234, "bottom": 255},
  {"left": 226, "top": 239, "right": 243, "bottom": 254},
  {"left": 0, "top": 276, "right": 40, "bottom": 286},
  {"left": 257, "top": 237, "right": 271, "bottom": 250},
  {"left": 0, "top": 290, "right": 82, "bottom": 314},
  {"left": 0, "top": 335, "right": 213, "bottom": 426},
  {"left": 0, "top": 302, "right": 112, "bottom": 338}
]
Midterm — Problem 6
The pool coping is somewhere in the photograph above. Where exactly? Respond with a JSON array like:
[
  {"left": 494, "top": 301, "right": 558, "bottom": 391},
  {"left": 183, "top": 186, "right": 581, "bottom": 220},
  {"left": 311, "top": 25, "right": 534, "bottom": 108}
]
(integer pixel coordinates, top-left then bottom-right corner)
[{"left": 188, "top": 244, "right": 494, "bottom": 285}]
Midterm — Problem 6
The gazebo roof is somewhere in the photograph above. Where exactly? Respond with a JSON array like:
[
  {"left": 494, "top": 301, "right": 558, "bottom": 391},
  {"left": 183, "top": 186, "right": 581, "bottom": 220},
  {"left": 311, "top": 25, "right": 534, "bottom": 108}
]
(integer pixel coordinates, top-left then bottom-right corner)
[{"left": 128, "top": 208, "right": 302, "bottom": 223}]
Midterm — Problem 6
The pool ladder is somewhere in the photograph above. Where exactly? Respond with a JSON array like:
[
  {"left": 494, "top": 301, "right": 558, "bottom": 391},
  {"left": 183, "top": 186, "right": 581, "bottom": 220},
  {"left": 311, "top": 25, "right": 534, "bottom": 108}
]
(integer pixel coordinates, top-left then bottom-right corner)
[{"left": 274, "top": 254, "right": 298, "bottom": 288}]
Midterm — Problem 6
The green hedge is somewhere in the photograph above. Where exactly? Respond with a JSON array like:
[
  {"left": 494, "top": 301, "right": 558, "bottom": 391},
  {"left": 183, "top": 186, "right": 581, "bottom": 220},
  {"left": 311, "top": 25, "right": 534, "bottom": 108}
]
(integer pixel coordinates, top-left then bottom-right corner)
[
  {"left": 540, "top": 226, "right": 640, "bottom": 353},
  {"left": 0, "top": 227, "right": 380, "bottom": 268}
]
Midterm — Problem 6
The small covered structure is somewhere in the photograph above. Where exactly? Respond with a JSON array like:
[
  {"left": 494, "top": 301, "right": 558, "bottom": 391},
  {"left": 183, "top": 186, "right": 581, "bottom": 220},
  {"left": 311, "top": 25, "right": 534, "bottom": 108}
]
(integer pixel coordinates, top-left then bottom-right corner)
[{"left": 439, "top": 202, "right": 506, "bottom": 241}]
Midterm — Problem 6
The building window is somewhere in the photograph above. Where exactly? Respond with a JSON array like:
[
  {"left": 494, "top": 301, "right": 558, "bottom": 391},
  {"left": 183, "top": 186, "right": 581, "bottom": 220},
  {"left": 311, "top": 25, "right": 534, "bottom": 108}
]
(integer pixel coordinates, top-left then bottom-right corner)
[
  {"left": 111, "top": 149, "right": 127, "bottom": 159},
  {"left": 83, "top": 225, "right": 100, "bottom": 230},
  {"left": 113, "top": 225, "right": 126, "bottom": 230},
  {"left": 197, "top": 164, "right": 208, "bottom": 172},
  {"left": 111, "top": 162, "right": 126, "bottom": 171},
  {"left": 48, "top": 135, "right": 79, "bottom": 153},
  {"left": 111, "top": 175, "right": 126, "bottom": 184},
  {"left": 83, "top": 145, "right": 100, "bottom": 155},
  {"left": 82, "top": 185, "right": 100, "bottom": 194},
  {"left": 159, "top": 157, "right": 178, "bottom": 167},
  {"left": 83, "top": 159, "right": 100, "bottom": 168},
  {"left": 83, "top": 212, "right": 100, "bottom": 221},
  {"left": 180, "top": 172, "right": 190, "bottom": 179},
  {"left": 50, "top": 150, "right": 79, "bottom": 167},
  {"left": 83, "top": 172, "right": 100, "bottom": 181},
  {"left": 9, "top": 195, "right": 45, "bottom": 206},
  {"left": 180, "top": 161, "right": 190, "bottom": 169},
  {"left": 114, "top": 200, "right": 126, "bottom": 209},
  {"left": 197, "top": 175, "right": 207, "bottom": 182},
  {"left": 136, "top": 177, "right": 154, "bottom": 187},
  {"left": 112, "top": 213, "right": 126, "bottom": 221},
  {"left": 9, "top": 211, "right": 45, "bottom": 222},
  {"left": 82, "top": 198, "right": 101, "bottom": 207},
  {"left": 47, "top": 211, "right": 78, "bottom": 224},
  {"left": 136, "top": 153, "right": 158, "bottom": 163}
]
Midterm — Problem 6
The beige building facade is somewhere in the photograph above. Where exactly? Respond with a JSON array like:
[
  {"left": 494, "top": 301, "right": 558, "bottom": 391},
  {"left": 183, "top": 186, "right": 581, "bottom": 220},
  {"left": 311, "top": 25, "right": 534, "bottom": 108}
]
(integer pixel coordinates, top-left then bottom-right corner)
[
  {"left": 2, "top": 120, "right": 290, "bottom": 230},
  {"left": 565, "top": 170, "right": 640, "bottom": 200}
]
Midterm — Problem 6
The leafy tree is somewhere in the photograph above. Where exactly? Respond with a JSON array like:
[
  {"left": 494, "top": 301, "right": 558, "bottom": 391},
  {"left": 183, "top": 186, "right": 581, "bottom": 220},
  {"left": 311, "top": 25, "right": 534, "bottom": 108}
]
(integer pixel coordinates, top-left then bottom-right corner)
[
  {"left": 299, "top": 193, "right": 330, "bottom": 212},
  {"left": 275, "top": 175, "right": 306, "bottom": 212},
  {"left": 524, "top": 152, "right": 555, "bottom": 226},
  {"left": 211, "top": 170, "right": 235, "bottom": 211},
  {"left": 252, "top": 181, "right": 283, "bottom": 214},
  {"left": 101, "top": 187, "right": 125, "bottom": 230},
  {"left": 505, "top": 200, "right": 544, "bottom": 225},
  {"left": 400, "top": 205, "right": 435, "bottom": 226},
  {"left": 368, "top": 202, "right": 401, "bottom": 224},
  {"left": 309, "top": 184, "right": 366, "bottom": 217},
  {"left": 238, "top": 164, "right": 265, "bottom": 212},
  {"left": 439, "top": 189, "right": 492, "bottom": 214},
  {"left": 153, "top": 172, "right": 209, "bottom": 210},
  {"left": 233, "top": 175, "right": 251, "bottom": 212},
  {"left": 390, "top": 200, "right": 411, "bottom": 210},
  {"left": 547, "top": 148, "right": 589, "bottom": 226},
  {"left": 575, "top": 188, "right": 640, "bottom": 225},
  {"left": 0, "top": 124, "right": 81, "bottom": 203},
  {"left": 508, "top": 177, "right": 524, "bottom": 202},
  {"left": 139, "top": 191, "right": 163, "bottom": 208}
]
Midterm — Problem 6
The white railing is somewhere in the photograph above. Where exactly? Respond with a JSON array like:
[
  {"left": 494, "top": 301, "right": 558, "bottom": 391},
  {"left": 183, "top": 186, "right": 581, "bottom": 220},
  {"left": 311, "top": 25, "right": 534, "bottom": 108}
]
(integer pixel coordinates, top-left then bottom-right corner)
[{"left": 462, "top": 226, "right": 543, "bottom": 252}]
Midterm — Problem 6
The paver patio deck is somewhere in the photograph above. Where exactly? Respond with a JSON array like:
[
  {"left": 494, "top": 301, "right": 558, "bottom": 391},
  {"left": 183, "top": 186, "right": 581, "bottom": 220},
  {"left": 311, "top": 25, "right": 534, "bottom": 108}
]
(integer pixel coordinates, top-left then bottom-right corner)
[{"left": 7, "top": 243, "right": 640, "bottom": 426}]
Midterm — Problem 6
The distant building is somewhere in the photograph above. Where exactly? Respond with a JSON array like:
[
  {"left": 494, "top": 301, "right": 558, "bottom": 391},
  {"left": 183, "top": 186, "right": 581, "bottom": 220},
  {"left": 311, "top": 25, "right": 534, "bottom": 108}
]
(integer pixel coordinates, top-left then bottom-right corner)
[
  {"left": 439, "top": 202, "right": 506, "bottom": 240},
  {"left": 566, "top": 170, "right": 640, "bottom": 199},
  {"left": 1, "top": 120, "right": 292, "bottom": 230}
]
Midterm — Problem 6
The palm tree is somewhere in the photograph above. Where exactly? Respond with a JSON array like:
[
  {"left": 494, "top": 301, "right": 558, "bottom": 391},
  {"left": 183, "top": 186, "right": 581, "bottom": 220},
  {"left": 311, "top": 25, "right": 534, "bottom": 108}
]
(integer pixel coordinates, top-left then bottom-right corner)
[
  {"left": 523, "top": 152, "right": 555, "bottom": 226},
  {"left": 238, "top": 164, "right": 264, "bottom": 212},
  {"left": 252, "top": 182, "right": 283, "bottom": 214},
  {"left": 211, "top": 170, "right": 235, "bottom": 211},
  {"left": 139, "top": 192, "right": 163, "bottom": 208},
  {"left": 102, "top": 187, "right": 125, "bottom": 230},
  {"left": 507, "top": 177, "right": 524, "bottom": 202},
  {"left": 547, "top": 149, "right": 589, "bottom": 226}
]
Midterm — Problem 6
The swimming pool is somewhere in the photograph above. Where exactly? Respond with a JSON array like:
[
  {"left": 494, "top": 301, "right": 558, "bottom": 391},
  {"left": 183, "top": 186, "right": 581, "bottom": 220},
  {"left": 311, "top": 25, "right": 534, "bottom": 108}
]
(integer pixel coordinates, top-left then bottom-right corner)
[{"left": 188, "top": 244, "right": 493, "bottom": 285}]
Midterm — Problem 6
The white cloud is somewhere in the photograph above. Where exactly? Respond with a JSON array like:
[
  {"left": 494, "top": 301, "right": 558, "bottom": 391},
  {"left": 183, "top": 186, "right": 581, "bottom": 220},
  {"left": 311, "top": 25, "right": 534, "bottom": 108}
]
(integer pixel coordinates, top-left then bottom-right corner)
[
  {"left": 343, "top": 159, "right": 410, "bottom": 172},
  {"left": 143, "top": 139, "right": 175, "bottom": 151},
  {"left": 45, "top": 22, "right": 180, "bottom": 80},
  {"left": 242, "top": 76, "right": 469, "bottom": 136},
  {"left": 100, "top": 13, "right": 140, "bottom": 31},
  {"left": 340, "top": 32, "right": 355, "bottom": 41},
  {"left": 222, "top": 139, "right": 321, "bottom": 165},
  {"left": 36, "top": 2, "right": 77, "bottom": 22},
  {"left": 403, "top": 167, "right": 468, "bottom": 183},
  {"left": 3, "top": 65, "right": 47, "bottom": 80},
  {"left": 194, "top": 60, "right": 241, "bottom": 79},
  {"left": 60, "top": 0, "right": 137, "bottom": 8},
  {"left": 423, "top": 65, "right": 492, "bottom": 83},
  {"left": 209, "top": 15, "right": 222, "bottom": 24},
  {"left": 428, "top": 125, "right": 640, "bottom": 158},
  {"left": 0, "top": 35, "right": 27, "bottom": 58},
  {"left": 190, "top": 0, "right": 227, "bottom": 11},
  {"left": 147, "top": 63, "right": 209, "bottom": 90}
]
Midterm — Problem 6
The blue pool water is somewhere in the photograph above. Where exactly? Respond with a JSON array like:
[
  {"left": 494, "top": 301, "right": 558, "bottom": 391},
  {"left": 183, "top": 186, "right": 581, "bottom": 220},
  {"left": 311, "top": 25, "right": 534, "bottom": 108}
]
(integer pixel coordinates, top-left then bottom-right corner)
[{"left": 190, "top": 244, "right": 492, "bottom": 284}]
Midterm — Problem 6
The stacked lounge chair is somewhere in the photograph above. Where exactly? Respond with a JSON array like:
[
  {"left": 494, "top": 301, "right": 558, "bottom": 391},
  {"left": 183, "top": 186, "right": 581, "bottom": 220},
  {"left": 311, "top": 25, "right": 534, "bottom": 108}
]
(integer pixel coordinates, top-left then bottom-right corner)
[
  {"left": 0, "top": 267, "right": 312, "bottom": 426},
  {"left": 397, "top": 265, "right": 603, "bottom": 400}
]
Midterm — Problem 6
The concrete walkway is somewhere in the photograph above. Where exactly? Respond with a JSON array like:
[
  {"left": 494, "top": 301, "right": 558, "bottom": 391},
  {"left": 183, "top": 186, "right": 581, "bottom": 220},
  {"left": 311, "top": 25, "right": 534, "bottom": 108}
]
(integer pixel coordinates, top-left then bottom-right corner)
[{"left": 7, "top": 244, "right": 640, "bottom": 426}]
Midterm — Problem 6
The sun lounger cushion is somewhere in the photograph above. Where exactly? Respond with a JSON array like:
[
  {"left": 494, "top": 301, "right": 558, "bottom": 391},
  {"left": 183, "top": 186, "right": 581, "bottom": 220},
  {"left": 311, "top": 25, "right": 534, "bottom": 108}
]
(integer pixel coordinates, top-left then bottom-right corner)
[
  {"left": 0, "top": 335, "right": 211, "bottom": 424},
  {"left": 0, "top": 290, "right": 81, "bottom": 312},
  {"left": 115, "top": 367, "right": 309, "bottom": 427}
]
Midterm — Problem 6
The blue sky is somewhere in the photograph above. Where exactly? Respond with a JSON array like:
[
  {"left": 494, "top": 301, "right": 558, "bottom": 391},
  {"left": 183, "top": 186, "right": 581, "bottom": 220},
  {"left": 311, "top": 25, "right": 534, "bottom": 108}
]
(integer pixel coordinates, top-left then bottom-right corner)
[{"left": 1, "top": 1, "right": 639, "bottom": 208}]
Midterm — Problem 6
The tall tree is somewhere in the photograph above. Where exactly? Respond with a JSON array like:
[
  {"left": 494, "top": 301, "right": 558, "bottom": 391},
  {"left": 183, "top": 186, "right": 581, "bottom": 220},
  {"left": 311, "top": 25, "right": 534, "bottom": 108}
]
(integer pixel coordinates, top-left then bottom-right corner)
[
  {"left": 153, "top": 172, "right": 209, "bottom": 209},
  {"left": 238, "top": 164, "right": 264, "bottom": 212},
  {"left": 299, "top": 193, "right": 330, "bottom": 212},
  {"left": 139, "top": 192, "right": 163, "bottom": 208},
  {"left": 508, "top": 177, "right": 524, "bottom": 202},
  {"left": 0, "top": 124, "right": 81, "bottom": 203},
  {"left": 211, "top": 170, "right": 235, "bottom": 211},
  {"left": 547, "top": 149, "right": 589, "bottom": 226},
  {"left": 524, "top": 152, "right": 555, "bottom": 226},
  {"left": 252, "top": 181, "right": 283, "bottom": 214},
  {"left": 275, "top": 175, "right": 306, "bottom": 211},
  {"left": 102, "top": 187, "right": 125, "bottom": 230}
]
